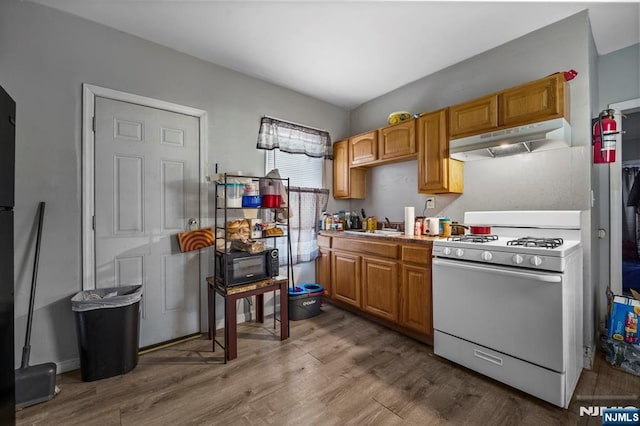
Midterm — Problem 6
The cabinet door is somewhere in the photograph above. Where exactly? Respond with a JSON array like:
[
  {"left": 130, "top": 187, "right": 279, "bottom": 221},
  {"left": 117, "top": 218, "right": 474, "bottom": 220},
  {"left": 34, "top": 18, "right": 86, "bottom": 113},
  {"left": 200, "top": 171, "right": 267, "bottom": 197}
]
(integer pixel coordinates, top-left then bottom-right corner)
[
  {"left": 449, "top": 95, "right": 498, "bottom": 138},
  {"left": 333, "top": 139, "right": 366, "bottom": 200},
  {"left": 400, "top": 263, "right": 432, "bottom": 336},
  {"left": 316, "top": 248, "right": 332, "bottom": 298},
  {"left": 378, "top": 120, "right": 416, "bottom": 161},
  {"left": 499, "top": 74, "right": 565, "bottom": 127},
  {"left": 350, "top": 131, "right": 378, "bottom": 166},
  {"left": 333, "top": 140, "right": 350, "bottom": 198},
  {"left": 417, "top": 109, "right": 463, "bottom": 194},
  {"left": 332, "top": 251, "right": 361, "bottom": 308},
  {"left": 362, "top": 257, "right": 399, "bottom": 322}
]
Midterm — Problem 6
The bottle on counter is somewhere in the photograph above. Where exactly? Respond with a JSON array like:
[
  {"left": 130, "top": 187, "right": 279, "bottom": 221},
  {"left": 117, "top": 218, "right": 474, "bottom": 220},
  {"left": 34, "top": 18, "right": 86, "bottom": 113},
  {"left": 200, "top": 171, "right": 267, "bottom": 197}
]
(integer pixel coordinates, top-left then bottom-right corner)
[
  {"left": 324, "top": 214, "right": 333, "bottom": 231},
  {"left": 414, "top": 218, "right": 423, "bottom": 236}
]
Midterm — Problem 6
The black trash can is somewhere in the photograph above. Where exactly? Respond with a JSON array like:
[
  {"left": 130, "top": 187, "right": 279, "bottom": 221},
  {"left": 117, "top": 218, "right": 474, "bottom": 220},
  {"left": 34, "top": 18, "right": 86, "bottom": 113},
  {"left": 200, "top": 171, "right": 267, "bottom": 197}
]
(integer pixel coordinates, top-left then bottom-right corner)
[{"left": 71, "top": 285, "right": 142, "bottom": 382}]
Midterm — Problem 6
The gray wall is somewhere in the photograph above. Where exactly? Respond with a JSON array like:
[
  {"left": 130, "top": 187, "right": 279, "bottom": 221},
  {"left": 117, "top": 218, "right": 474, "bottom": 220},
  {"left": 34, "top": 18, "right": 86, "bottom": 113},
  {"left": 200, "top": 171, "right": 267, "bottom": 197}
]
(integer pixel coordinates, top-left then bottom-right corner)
[
  {"left": 347, "top": 12, "right": 596, "bottom": 353},
  {"left": 0, "top": 0, "right": 349, "bottom": 370},
  {"left": 597, "top": 43, "right": 640, "bottom": 112}
]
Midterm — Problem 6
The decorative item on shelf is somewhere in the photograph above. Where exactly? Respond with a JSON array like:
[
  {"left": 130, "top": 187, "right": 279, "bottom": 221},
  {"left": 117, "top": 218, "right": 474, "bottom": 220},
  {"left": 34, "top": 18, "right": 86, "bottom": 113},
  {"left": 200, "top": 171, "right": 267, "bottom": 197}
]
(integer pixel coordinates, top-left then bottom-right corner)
[
  {"left": 388, "top": 111, "right": 412, "bottom": 125},
  {"left": 547, "top": 69, "right": 578, "bottom": 82},
  {"left": 176, "top": 226, "right": 214, "bottom": 252}
]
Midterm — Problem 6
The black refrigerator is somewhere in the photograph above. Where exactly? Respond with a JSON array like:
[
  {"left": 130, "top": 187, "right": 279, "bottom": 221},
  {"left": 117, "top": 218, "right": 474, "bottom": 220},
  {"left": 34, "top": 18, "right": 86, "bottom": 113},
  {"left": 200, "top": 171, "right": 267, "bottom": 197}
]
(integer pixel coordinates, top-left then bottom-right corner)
[{"left": 0, "top": 85, "right": 15, "bottom": 425}]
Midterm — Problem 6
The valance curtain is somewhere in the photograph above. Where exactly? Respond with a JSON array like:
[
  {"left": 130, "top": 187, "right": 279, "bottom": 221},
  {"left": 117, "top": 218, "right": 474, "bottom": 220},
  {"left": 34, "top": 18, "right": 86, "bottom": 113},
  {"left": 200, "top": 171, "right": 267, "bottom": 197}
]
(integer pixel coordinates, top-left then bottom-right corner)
[{"left": 256, "top": 116, "right": 333, "bottom": 159}]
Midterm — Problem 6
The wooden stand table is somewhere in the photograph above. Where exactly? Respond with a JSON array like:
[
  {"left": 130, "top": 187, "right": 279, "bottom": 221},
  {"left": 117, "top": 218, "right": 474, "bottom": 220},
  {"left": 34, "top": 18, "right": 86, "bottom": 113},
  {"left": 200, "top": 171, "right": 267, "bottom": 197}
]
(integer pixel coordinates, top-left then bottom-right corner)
[{"left": 206, "top": 276, "right": 289, "bottom": 361}]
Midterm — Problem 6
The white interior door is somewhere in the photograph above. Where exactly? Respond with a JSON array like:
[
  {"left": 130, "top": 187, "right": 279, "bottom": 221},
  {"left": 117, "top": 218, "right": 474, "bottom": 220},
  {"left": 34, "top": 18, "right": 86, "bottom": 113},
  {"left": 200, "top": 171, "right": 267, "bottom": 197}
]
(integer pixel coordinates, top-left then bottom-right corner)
[{"left": 94, "top": 96, "right": 201, "bottom": 347}]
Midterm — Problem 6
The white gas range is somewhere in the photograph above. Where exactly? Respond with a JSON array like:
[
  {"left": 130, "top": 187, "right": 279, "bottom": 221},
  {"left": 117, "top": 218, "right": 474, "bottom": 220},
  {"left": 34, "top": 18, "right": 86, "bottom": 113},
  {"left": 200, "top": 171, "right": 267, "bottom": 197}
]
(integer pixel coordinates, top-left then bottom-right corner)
[{"left": 432, "top": 210, "right": 584, "bottom": 408}]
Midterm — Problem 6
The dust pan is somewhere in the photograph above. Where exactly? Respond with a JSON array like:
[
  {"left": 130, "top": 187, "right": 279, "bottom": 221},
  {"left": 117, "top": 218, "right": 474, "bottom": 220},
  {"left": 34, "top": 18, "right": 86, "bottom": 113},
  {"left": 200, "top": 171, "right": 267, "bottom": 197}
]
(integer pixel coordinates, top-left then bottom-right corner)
[{"left": 15, "top": 202, "right": 57, "bottom": 409}]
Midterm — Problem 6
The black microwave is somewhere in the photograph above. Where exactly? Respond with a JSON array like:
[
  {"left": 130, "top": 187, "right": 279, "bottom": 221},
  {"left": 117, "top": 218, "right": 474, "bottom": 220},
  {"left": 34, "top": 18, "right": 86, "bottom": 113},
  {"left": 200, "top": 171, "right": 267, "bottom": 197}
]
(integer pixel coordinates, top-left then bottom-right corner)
[{"left": 215, "top": 248, "right": 279, "bottom": 286}]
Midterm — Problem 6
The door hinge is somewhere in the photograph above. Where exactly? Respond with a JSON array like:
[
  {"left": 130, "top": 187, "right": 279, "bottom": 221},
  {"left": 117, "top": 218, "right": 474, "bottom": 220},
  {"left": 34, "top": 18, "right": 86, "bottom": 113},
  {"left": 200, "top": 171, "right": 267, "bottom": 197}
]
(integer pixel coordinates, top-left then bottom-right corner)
[
  {"left": 92, "top": 215, "right": 95, "bottom": 230},
  {"left": 92, "top": 116, "right": 96, "bottom": 132}
]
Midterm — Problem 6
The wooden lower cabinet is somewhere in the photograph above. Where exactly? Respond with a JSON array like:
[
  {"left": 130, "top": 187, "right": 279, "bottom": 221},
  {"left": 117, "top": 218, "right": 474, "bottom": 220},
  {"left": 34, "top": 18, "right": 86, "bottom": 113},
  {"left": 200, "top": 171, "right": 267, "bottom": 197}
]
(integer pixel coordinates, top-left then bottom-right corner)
[
  {"left": 362, "top": 257, "right": 399, "bottom": 322},
  {"left": 400, "top": 264, "right": 432, "bottom": 336},
  {"left": 332, "top": 251, "right": 361, "bottom": 308},
  {"left": 316, "top": 248, "right": 332, "bottom": 298},
  {"left": 322, "top": 235, "right": 433, "bottom": 341}
]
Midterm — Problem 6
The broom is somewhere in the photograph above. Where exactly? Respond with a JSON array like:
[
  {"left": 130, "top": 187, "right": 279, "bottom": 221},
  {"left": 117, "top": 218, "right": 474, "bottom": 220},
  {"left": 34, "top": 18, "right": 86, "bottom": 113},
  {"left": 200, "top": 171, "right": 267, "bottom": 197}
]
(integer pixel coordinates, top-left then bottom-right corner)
[{"left": 15, "top": 202, "right": 57, "bottom": 409}]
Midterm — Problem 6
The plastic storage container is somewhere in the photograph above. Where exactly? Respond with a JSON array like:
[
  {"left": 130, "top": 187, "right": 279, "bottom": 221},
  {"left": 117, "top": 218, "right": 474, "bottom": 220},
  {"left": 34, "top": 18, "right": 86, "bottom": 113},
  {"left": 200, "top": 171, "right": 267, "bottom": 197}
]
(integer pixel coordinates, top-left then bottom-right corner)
[
  {"left": 71, "top": 285, "right": 142, "bottom": 382},
  {"left": 217, "top": 183, "right": 244, "bottom": 208},
  {"left": 288, "top": 284, "right": 324, "bottom": 321}
]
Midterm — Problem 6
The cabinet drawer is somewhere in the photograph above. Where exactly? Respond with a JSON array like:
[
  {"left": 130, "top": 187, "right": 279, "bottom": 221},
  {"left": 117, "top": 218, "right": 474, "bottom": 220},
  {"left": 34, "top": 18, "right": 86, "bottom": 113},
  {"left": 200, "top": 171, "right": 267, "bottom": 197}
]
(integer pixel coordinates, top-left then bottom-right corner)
[
  {"left": 332, "top": 238, "right": 398, "bottom": 259},
  {"left": 318, "top": 234, "right": 331, "bottom": 249},
  {"left": 402, "top": 245, "right": 432, "bottom": 265}
]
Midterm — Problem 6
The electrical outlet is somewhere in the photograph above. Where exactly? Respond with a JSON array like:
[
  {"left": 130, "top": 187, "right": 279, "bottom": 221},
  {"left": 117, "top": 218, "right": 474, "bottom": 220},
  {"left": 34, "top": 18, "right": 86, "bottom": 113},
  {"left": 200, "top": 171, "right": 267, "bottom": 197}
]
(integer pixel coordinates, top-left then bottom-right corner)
[{"left": 426, "top": 196, "right": 435, "bottom": 209}]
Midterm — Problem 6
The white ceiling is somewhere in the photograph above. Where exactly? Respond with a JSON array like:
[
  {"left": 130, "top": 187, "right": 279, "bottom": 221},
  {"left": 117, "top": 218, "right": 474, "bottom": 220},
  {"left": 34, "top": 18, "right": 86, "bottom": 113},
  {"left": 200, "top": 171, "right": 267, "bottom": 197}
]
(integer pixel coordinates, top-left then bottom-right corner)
[{"left": 29, "top": 1, "right": 640, "bottom": 109}]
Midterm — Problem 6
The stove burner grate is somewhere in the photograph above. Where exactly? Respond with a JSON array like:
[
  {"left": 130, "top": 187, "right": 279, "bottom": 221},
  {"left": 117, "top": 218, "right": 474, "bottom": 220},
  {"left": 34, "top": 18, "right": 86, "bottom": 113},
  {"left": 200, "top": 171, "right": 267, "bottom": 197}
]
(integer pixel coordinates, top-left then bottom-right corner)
[
  {"left": 507, "top": 237, "right": 564, "bottom": 249},
  {"left": 448, "top": 234, "right": 498, "bottom": 243}
]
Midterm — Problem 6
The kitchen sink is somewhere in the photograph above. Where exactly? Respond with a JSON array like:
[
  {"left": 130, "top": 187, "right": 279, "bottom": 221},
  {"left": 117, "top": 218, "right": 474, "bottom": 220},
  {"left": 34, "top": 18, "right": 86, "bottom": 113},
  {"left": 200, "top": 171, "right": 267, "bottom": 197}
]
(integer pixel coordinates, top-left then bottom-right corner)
[{"left": 343, "top": 229, "right": 402, "bottom": 236}]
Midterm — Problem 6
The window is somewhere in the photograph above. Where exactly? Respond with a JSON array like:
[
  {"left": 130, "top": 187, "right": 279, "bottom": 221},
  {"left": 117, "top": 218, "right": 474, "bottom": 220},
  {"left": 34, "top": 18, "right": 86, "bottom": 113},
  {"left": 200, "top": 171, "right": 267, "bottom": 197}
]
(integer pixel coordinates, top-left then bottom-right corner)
[
  {"left": 264, "top": 149, "right": 329, "bottom": 265},
  {"left": 265, "top": 149, "right": 323, "bottom": 188}
]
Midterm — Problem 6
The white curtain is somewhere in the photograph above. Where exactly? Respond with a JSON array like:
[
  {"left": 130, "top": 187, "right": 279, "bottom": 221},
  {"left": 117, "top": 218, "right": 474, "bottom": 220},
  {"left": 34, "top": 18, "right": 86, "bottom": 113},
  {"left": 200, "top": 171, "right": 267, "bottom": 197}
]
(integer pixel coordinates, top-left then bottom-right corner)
[
  {"left": 263, "top": 187, "right": 329, "bottom": 266},
  {"left": 622, "top": 166, "right": 640, "bottom": 260},
  {"left": 256, "top": 116, "right": 333, "bottom": 159}
]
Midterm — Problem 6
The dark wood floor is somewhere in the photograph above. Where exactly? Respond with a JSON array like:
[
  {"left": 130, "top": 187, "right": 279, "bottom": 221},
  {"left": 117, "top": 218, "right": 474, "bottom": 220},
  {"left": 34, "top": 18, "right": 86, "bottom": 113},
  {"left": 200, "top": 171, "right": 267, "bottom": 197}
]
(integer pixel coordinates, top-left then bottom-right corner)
[{"left": 16, "top": 304, "right": 640, "bottom": 425}]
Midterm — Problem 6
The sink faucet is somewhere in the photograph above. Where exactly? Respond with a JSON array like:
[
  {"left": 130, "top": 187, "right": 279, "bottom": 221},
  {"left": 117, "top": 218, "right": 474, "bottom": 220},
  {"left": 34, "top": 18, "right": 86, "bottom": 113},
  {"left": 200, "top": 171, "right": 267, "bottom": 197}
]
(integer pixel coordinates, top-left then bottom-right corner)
[{"left": 384, "top": 217, "right": 394, "bottom": 229}]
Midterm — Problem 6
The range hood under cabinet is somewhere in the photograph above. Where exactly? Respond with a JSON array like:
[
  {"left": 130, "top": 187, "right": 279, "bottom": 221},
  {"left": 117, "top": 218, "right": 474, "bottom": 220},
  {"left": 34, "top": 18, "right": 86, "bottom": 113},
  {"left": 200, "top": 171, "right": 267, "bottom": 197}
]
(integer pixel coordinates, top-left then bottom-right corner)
[{"left": 449, "top": 117, "right": 571, "bottom": 161}]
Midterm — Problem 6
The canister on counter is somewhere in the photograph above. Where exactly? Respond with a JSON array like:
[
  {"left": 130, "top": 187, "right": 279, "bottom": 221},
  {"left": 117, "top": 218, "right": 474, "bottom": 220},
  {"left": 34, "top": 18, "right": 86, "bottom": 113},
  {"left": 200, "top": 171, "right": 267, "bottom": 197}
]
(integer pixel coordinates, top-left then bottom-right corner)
[
  {"left": 440, "top": 218, "right": 452, "bottom": 237},
  {"left": 414, "top": 217, "right": 423, "bottom": 236}
]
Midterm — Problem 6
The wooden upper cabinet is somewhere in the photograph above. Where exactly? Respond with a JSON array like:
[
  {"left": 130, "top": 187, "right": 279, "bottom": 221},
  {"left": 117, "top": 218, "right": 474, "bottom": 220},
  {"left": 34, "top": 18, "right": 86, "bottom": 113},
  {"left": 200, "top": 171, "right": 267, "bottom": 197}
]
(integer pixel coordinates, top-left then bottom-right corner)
[
  {"left": 378, "top": 119, "right": 416, "bottom": 161},
  {"left": 333, "top": 140, "right": 350, "bottom": 198},
  {"left": 449, "top": 95, "right": 498, "bottom": 139},
  {"left": 417, "top": 109, "right": 463, "bottom": 194},
  {"left": 333, "top": 139, "right": 365, "bottom": 200},
  {"left": 499, "top": 73, "right": 566, "bottom": 127},
  {"left": 350, "top": 130, "right": 378, "bottom": 166}
]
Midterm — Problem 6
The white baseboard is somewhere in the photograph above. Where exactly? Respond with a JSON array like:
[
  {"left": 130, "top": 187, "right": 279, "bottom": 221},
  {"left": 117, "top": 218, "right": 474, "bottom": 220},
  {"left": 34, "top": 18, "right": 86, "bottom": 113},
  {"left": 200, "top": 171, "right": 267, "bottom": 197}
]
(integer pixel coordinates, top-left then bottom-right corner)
[{"left": 57, "top": 358, "right": 80, "bottom": 374}]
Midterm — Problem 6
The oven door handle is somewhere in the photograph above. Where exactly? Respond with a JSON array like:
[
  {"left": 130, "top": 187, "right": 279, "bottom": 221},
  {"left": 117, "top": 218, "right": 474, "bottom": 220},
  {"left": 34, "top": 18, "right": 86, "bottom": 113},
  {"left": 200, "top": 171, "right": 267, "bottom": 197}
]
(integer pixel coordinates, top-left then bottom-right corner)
[{"left": 432, "top": 258, "right": 562, "bottom": 283}]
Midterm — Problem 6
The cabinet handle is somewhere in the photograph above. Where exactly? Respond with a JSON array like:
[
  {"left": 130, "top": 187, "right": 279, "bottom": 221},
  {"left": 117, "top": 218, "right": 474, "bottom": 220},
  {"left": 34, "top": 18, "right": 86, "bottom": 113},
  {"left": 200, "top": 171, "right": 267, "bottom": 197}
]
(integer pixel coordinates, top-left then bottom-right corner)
[{"left": 473, "top": 349, "right": 503, "bottom": 366}]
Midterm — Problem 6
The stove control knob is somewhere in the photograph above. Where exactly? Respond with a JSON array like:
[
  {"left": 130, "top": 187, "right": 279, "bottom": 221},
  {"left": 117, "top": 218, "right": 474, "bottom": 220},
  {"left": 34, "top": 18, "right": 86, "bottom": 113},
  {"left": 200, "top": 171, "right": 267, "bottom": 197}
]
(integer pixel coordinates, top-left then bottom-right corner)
[
  {"left": 530, "top": 256, "right": 543, "bottom": 266},
  {"left": 481, "top": 251, "right": 493, "bottom": 261},
  {"left": 455, "top": 248, "right": 464, "bottom": 257},
  {"left": 442, "top": 247, "right": 452, "bottom": 256},
  {"left": 512, "top": 254, "right": 524, "bottom": 265}
]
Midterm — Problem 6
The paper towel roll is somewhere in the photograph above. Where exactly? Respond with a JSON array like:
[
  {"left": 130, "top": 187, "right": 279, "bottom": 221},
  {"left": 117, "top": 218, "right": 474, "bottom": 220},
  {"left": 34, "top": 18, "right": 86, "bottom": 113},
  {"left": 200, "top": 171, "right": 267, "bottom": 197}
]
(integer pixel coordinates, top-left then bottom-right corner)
[{"left": 404, "top": 206, "right": 415, "bottom": 236}]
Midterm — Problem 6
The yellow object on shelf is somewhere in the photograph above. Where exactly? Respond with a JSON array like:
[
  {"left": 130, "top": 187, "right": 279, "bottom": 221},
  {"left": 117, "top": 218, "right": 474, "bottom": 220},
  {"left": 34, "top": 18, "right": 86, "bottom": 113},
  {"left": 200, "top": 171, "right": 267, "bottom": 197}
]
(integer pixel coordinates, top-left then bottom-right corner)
[{"left": 388, "top": 111, "right": 412, "bottom": 125}]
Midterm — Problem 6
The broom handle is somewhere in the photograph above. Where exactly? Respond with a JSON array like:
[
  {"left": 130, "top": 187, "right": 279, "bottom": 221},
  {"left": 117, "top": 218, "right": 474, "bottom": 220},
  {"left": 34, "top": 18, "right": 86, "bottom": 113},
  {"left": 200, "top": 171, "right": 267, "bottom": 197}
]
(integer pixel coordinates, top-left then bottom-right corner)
[{"left": 21, "top": 201, "right": 45, "bottom": 369}]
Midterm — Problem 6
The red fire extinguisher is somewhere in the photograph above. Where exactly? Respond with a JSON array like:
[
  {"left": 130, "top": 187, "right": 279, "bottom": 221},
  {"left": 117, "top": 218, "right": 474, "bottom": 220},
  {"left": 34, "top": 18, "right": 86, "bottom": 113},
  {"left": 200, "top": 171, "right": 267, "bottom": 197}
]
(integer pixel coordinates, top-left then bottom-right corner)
[{"left": 593, "top": 109, "right": 618, "bottom": 163}]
